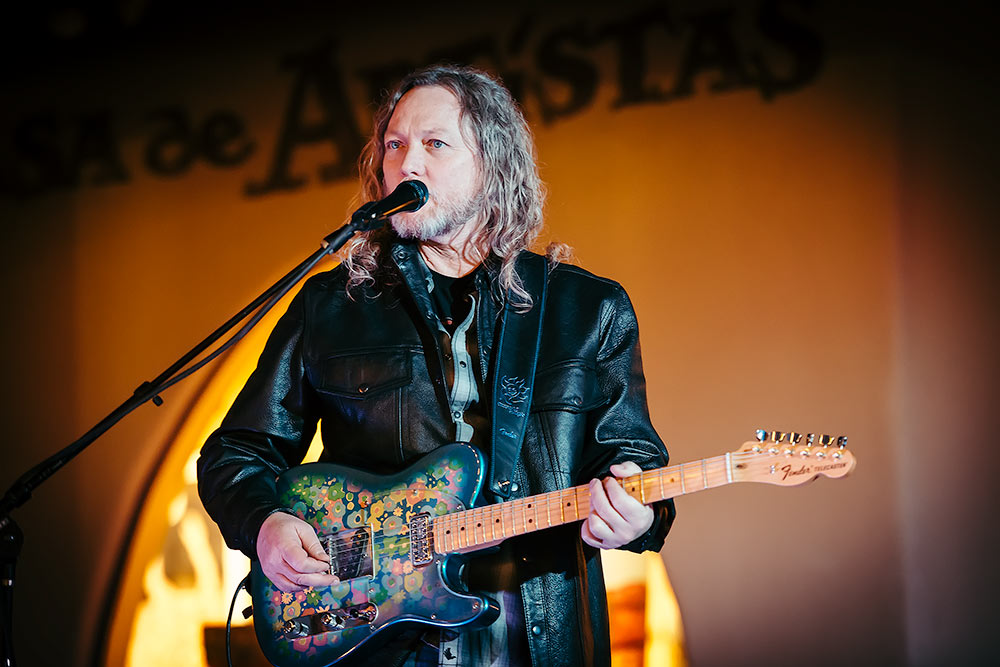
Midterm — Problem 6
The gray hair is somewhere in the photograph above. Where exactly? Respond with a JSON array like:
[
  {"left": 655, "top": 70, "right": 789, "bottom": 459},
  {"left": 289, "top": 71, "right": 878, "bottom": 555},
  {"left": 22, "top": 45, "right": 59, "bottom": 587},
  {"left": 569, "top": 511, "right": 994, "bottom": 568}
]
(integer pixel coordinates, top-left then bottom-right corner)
[{"left": 341, "top": 64, "right": 566, "bottom": 310}]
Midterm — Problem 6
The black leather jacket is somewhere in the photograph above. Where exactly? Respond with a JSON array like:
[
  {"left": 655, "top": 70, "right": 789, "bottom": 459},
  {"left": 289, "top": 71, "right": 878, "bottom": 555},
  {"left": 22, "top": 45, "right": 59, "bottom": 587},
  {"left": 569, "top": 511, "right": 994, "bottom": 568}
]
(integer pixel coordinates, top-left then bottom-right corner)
[{"left": 198, "top": 242, "right": 675, "bottom": 666}]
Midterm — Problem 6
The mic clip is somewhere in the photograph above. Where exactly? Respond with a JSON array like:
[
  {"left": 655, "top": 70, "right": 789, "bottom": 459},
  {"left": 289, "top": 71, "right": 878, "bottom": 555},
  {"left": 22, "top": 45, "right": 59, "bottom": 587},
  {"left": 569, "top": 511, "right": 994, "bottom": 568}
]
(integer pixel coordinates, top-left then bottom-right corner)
[{"left": 350, "top": 201, "right": 387, "bottom": 232}]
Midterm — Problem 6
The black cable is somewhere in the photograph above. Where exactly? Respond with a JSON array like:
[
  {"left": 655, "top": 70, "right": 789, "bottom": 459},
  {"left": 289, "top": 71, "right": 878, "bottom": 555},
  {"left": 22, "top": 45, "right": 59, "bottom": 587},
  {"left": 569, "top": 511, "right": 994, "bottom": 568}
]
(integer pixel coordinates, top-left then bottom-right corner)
[{"left": 226, "top": 574, "right": 251, "bottom": 667}]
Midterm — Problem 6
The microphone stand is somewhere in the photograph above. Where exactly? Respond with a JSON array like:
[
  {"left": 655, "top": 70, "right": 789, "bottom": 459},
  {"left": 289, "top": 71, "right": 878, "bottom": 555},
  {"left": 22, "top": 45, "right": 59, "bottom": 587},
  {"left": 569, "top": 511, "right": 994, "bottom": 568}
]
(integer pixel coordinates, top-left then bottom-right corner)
[{"left": 0, "top": 206, "right": 384, "bottom": 667}]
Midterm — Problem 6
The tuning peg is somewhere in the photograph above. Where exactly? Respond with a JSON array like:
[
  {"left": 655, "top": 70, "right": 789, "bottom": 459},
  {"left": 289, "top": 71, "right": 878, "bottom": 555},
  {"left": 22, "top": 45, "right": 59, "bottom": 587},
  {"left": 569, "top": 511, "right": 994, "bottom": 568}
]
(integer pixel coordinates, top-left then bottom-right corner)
[
  {"left": 755, "top": 429, "right": 768, "bottom": 442},
  {"left": 837, "top": 435, "right": 848, "bottom": 448},
  {"left": 819, "top": 434, "right": 834, "bottom": 446},
  {"left": 790, "top": 432, "right": 802, "bottom": 444},
  {"left": 770, "top": 431, "right": 786, "bottom": 443},
  {"left": 806, "top": 433, "right": 816, "bottom": 446}
]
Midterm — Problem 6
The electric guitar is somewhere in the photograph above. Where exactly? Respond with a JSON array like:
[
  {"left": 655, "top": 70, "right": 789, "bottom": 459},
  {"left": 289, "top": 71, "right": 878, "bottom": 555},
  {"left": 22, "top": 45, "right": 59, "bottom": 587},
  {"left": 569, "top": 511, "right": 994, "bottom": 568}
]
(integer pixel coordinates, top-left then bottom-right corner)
[{"left": 250, "top": 430, "right": 855, "bottom": 666}]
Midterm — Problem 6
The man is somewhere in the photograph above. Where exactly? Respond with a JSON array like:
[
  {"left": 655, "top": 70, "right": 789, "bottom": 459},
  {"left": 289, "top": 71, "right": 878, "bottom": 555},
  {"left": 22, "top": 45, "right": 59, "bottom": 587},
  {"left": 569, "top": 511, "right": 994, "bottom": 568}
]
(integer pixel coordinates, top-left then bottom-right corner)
[{"left": 198, "top": 65, "right": 674, "bottom": 666}]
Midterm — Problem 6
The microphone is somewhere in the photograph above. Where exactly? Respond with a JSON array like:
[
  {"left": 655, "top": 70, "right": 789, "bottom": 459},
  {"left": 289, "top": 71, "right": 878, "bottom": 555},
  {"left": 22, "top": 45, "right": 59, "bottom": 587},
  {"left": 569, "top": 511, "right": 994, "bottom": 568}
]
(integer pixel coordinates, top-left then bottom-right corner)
[{"left": 351, "top": 180, "right": 429, "bottom": 230}]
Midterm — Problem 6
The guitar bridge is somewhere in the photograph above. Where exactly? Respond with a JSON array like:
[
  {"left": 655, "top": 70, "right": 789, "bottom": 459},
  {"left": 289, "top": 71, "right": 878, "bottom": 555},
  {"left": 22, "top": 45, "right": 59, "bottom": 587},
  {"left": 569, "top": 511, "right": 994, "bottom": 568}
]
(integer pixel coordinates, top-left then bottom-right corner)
[
  {"left": 409, "top": 513, "right": 433, "bottom": 566},
  {"left": 280, "top": 603, "right": 378, "bottom": 639}
]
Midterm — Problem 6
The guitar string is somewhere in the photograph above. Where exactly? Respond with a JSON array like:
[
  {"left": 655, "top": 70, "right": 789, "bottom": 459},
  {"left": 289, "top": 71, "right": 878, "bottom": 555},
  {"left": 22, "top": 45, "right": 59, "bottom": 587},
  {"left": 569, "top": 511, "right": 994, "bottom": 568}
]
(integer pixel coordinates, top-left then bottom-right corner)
[
  {"left": 301, "top": 450, "right": 835, "bottom": 564},
  {"left": 301, "top": 450, "right": 841, "bottom": 563}
]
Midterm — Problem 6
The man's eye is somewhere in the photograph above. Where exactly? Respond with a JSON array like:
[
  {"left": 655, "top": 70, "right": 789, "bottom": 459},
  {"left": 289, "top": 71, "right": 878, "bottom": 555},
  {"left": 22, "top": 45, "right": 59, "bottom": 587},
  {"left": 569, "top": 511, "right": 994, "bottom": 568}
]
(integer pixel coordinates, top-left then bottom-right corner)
[
  {"left": 428, "top": 139, "right": 446, "bottom": 149},
  {"left": 386, "top": 140, "right": 402, "bottom": 150}
]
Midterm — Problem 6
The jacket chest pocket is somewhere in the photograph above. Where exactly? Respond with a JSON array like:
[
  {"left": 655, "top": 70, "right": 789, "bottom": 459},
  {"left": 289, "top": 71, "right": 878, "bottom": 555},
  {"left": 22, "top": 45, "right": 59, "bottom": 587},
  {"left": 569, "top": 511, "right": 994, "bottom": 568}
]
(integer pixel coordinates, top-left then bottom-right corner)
[
  {"left": 316, "top": 348, "right": 413, "bottom": 398},
  {"left": 531, "top": 360, "right": 605, "bottom": 413},
  {"left": 311, "top": 348, "right": 414, "bottom": 463}
]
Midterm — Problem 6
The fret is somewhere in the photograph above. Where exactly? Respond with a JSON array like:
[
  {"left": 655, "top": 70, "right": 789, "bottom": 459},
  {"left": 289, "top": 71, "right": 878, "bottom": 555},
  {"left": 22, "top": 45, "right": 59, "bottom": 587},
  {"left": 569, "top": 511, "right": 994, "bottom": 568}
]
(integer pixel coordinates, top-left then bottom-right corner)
[
  {"left": 686, "top": 464, "right": 700, "bottom": 494},
  {"left": 443, "top": 514, "right": 452, "bottom": 551},
  {"left": 624, "top": 475, "right": 641, "bottom": 502},
  {"left": 472, "top": 506, "right": 484, "bottom": 546},
  {"left": 642, "top": 473, "right": 657, "bottom": 504},
  {"left": 559, "top": 489, "right": 566, "bottom": 524},
  {"left": 575, "top": 484, "right": 589, "bottom": 519},
  {"left": 660, "top": 465, "right": 682, "bottom": 498},
  {"left": 524, "top": 498, "right": 537, "bottom": 532},
  {"left": 464, "top": 512, "right": 473, "bottom": 548},
  {"left": 457, "top": 513, "right": 466, "bottom": 550},
  {"left": 544, "top": 492, "right": 553, "bottom": 527},
  {"left": 701, "top": 457, "right": 718, "bottom": 490},
  {"left": 679, "top": 463, "right": 687, "bottom": 494},
  {"left": 638, "top": 471, "right": 646, "bottom": 503},
  {"left": 658, "top": 467, "right": 665, "bottom": 501},
  {"left": 467, "top": 507, "right": 476, "bottom": 547}
]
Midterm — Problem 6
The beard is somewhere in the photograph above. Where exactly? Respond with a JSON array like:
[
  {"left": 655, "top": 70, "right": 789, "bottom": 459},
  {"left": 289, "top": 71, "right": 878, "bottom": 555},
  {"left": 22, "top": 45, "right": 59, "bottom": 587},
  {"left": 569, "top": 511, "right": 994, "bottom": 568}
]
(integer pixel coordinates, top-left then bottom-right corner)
[{"left": 390, "top": 187, "right": 484, "bottom": 241}]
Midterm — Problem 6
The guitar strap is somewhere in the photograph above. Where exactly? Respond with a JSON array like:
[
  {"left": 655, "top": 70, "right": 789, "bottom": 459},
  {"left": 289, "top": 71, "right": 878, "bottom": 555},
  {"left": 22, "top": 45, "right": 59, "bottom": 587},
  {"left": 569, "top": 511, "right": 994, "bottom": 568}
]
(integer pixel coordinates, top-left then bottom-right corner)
[{"left": 488, "top": 252, "right": 548, "bottom": 499}]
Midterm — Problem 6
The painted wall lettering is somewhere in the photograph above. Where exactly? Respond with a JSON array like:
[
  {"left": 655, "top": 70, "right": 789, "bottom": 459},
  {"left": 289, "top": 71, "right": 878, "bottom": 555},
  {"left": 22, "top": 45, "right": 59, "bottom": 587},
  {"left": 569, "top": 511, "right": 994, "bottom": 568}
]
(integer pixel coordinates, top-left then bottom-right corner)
[{"left": 1, "top": 1, "right": 823, "bottom": 199}]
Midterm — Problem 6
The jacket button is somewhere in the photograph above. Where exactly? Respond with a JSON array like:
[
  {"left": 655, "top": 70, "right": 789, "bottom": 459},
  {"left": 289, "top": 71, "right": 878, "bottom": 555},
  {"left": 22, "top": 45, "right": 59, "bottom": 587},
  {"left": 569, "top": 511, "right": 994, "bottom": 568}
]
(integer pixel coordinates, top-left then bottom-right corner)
[
  {"left": 573, "top": 396, "right": 583, "bottom": 405},
  {"left": 510, "top": 482, "right": 519, "bottom": 493},
  {"left": 357, "top": 384, "right": 369, "bottom": 394},
  {"left": 531, "top": 624, "right": 542, "bottom": 636}
]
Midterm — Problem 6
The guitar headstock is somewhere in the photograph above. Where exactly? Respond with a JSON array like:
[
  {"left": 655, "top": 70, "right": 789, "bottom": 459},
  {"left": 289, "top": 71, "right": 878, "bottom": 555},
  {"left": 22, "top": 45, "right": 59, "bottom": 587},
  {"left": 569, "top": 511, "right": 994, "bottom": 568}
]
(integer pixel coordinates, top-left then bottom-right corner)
[{"left": 730, "top": 430, "right": 856, "bottom": 486}]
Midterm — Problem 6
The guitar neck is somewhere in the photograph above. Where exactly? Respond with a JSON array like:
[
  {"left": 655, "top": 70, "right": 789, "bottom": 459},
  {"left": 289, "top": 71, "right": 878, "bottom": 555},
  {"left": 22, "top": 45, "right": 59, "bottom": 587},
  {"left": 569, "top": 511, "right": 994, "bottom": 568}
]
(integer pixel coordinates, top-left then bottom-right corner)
[{"left": 432, "top": 454, "right": 734, "bottom": 555}]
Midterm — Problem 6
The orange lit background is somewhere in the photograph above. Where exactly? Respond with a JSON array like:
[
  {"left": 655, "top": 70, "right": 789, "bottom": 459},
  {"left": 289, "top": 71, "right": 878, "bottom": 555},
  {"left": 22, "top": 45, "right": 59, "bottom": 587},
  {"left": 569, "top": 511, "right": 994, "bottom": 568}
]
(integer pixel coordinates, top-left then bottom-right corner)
[{"left": 1, "top": 2, "right": 997, "bottom": 666}]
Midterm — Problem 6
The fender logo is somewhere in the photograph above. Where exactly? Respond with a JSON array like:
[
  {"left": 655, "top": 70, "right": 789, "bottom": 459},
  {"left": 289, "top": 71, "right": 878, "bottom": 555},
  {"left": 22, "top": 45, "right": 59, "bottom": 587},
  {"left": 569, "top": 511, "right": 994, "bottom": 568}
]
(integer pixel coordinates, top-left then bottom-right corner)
[
  {"left": 779, "top": 464, "right": 811, "bottom": 480},
  {"left": 780, "top": 461, "right": 848, "bottom": 480}
]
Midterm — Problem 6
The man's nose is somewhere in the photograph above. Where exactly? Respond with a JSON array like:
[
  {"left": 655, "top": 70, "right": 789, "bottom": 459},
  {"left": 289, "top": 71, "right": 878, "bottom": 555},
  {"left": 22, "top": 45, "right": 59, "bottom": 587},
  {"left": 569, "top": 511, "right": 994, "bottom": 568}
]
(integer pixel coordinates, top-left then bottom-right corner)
[{"left": 399, "top": 145, "right": 425, "bottom": 176}]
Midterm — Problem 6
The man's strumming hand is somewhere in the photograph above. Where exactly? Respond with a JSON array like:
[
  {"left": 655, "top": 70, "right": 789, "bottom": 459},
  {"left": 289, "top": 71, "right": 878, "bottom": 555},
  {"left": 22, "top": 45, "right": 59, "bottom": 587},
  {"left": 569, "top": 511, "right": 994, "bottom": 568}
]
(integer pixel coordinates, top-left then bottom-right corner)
[{"left": 257, "top": 511, "right": 340, "bottom": 592}]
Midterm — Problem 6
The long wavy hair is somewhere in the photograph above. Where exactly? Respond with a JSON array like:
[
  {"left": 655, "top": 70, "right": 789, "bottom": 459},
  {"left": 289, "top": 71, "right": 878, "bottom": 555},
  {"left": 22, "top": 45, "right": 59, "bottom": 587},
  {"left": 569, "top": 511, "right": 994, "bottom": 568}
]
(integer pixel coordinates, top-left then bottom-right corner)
[{"left": 341, "top": 65, "right": 566, "bottom": 310}]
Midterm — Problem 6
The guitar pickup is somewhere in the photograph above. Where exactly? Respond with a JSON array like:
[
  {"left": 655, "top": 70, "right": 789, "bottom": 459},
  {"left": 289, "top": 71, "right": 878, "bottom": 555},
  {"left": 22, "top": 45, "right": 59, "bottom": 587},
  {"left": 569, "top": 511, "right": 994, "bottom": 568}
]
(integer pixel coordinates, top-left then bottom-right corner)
[
  {"left": 280, "top": 603, "right": 378, "bottom": 639},
  {"left": 321, "top": 527, "right": 374, "bottom": 580}
]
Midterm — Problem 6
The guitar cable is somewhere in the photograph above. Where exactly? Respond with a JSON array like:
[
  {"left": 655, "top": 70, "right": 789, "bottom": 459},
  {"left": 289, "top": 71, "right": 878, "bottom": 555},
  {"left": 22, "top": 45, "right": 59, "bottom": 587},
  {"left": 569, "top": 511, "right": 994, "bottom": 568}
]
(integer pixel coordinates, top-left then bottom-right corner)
[{"left": 226, "top": 573, "right": 251, "bottom": 667}]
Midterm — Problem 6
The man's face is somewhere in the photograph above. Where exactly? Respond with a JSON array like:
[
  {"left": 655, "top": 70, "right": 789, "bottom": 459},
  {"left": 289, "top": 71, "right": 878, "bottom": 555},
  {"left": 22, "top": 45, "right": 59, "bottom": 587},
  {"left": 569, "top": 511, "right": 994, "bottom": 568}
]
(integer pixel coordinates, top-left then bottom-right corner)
[{"left": 382, "top": 85, "right": 483, "bottom": 242}]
